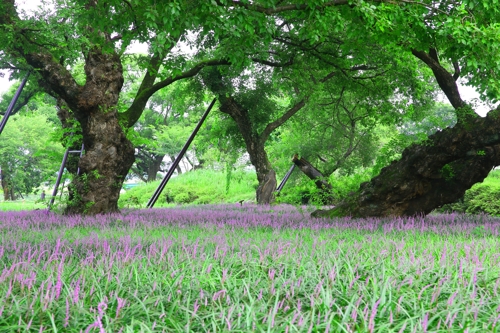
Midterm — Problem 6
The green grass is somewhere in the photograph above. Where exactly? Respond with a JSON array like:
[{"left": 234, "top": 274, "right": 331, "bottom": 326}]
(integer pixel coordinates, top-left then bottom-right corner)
[
  {"left": 1, "top": 207, "right": 500, "bottom": 332},
  {"left": 0, "top": 199, "right": 46, "bottom": 211},
  {"left": 119, "top": 169, "right": 258, "bottom": 208}
]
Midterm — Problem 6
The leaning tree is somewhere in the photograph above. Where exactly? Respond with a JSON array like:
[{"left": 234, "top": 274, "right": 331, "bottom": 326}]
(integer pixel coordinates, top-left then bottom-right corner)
[{"left": 310, "top": 0, "right": 500, "bottom": 217}]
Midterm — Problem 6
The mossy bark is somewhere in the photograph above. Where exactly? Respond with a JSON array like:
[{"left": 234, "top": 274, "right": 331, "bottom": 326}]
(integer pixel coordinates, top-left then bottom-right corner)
[
  {"left": 313, "top": 48, "right": 500, "bottom": 218},
  {"left": 312, "top": 111, "right": 500, "bottom": 218},
  {"left": 25, "top": 48, "right": 135, "bottom": 215}
]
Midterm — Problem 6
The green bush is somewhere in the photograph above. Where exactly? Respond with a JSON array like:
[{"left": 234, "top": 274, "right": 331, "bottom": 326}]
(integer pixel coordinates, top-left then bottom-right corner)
[
  {"left": 435, "top": 170, "right": 500, "bottom": 216},
  {"left": 328, "top": 169, "right": 373, "bottom": 203},
  {"left": 275, "top": 181, "right": 318, "bottom": 205},
  {"left": 120, "top": 167, "right": 375, "bottom": 208},
  {"left": 119, "top": 182, "right": 160, "bottom": 208},
  {"left": 173, "top": 190, "right": 198, "bottom": 204},
  {"left": 276, "top": 168, "right": 372, "bottom": 206},
  {"left": 465, "top": 184, "right": 500, "bottom": 215}
]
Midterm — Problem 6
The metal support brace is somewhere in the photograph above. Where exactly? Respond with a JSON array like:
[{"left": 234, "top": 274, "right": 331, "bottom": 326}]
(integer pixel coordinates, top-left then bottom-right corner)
[
  {"left": 147, "top": 98, "right": 216, "bottom": 208},
  {"left": 0, "top": 71, "right": 31, "bottom": 136},
  {"left": 276, "top": 164, "right": 296, "bottom": 195},
  {"left": 48, "top": 143, "right": 84, "bottom": 211}
]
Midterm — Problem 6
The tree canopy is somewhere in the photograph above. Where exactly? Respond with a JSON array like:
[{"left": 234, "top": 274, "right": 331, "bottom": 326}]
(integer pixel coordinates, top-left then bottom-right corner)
[
  {"left": 2, "top": 0, "right": 500, "bottom": 214},
  {"left": 0, "top": 108, "right": 63, "bottom": 200}
]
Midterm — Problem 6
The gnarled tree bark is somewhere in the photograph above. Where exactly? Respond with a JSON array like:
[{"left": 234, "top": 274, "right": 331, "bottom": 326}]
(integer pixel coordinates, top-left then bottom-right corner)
[
  {"left": 312, "top": 48, "right": 497, "bottom": 218},
  {"left": 313, "top": 112, "right": 500, "bottom": 217},
  {"left": 52, "top": 49, "right": 135, "bottom": 215},
  {"left": 1, "top": 0, "right": 234, "bottom": 214},
  {"left": 1, "top": 3, "right": 135, "bottom": 214}
]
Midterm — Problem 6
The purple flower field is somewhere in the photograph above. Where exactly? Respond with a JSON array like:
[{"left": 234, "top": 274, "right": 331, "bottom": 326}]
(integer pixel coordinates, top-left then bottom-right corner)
[{"left": 1, "top": 204, "right": 500, "bottom": 332}]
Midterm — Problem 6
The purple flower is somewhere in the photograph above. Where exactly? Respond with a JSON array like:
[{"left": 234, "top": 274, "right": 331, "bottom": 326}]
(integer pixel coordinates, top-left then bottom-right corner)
[
  {"left": 64, "top": 297, "right": 70, "bottom": 327},
  {"left": 212, "top": 289, "right": 227, "bottom": 302},
  {"left": 421, "top": 312, "right": 429, "bottom": 332},
  {"left": 115, "top": 297, "right": 127, "bottom": 318}
]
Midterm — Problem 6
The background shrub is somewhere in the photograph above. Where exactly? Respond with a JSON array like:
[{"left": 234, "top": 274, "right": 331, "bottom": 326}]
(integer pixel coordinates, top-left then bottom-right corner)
[
  {"left": 276, "top": 168, "right": 373, "bottom": 206},
  {"left": 435, "top": 169, "right": 500, "bottom": 216},
  {"left": 119, "top": 167, "right": 500, "bottom": 216}
]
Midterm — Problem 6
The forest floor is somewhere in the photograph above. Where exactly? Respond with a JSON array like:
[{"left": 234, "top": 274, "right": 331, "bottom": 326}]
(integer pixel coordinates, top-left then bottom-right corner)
[{"left": 0, "top": 204, "right": 499, "bottom": 332}]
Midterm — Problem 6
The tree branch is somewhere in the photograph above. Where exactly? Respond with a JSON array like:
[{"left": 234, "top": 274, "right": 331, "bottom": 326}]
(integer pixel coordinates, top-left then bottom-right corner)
[
  {"left": 429, "top": 47, "right": 439, "bottom": 63},
  {"left": 110, "top": 34, "right": 122, "bottom": 41},
  {"left": 251, "top": 56, "right": 294, "bottom": 67},
  {"left": 1, "top": 0, "right": 82, "bottom": 109},
  {"left": 0, "top": 63, "right": 27, "bottom": 70},
  {"left": 229, "top": 0, "right": 350, "bottom": 15},
  {"left": 151, "top": 59, "right": 231, "bottom": 92},
  {"left": 411, "top": 49, "right": 465, "bottom": 109},
  {"left": 259, "top": 98, "right": 306, "bottom": 145},
  {"left": 0, "top": 88, "right": 37, "bottom": 116},
  {"left": 121, "top": 58, "right": 230, "bottom": 128},
  {"left": 130, "top": 166, "right": 148, "bottom": 183},
  {"left": 317, "top": 154, "right": 328, "bottom": 163},
  {"left": 228, "top": 0, "right": 434, "bottom": 15},
  {"left": 119, "top": 53, "right": 162, "bottom": 127},
  {"left": 23, "top": 52, "right": 81, "bottom": 109},
  {"left": 320, "top": 71, "right": 337, "bottom": 83},
  {"left": 452, "top": 61, "right": 460, "bottom": 81}
]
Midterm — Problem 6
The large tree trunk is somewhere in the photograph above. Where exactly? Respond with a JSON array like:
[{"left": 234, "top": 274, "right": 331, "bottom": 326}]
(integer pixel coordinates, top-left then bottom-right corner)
[
  {"left": 25, "top": 48, "right": 135, "bottom": 215},
  {"left": 312, "top": 110, "right": 500, "bottom": 218},
  {"left": 65, "top": 50, "right": 134, "bottom": 215},
  {"left": 202, "top": 68, "right": 305, "bottom": 204},
  {"left": 147, "top": 154, "right": 165, "bottom": 182},
  {"left": 65, "top": 109, "right": 134, "bottom": 215},
  {"left": 132, "top": 151, "right": 165, "bottom": 183},
  {"left": 312, "top": 48, "right": 500, "bottom": 218},
  {"left": 202, "top": 69, "right": 278, "bottom": 204},
  {"left": 2, "top": 1, "right": 233, "bottom": 214},
  {"left": 1, "top": 167, "right": 14, "bottom": 201},
  {"left": 218, "top": 97, "right": 277, "bottom": 204}
]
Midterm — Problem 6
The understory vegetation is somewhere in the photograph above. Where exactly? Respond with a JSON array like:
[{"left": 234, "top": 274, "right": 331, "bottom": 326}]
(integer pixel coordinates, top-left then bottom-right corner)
[
  {"left": 116, "top": 168, "right": 500, "bottom": 217},
  {"left": 1, "top": 206, "right": 499, "bottom": 332},
  {"left": 4, "top": 167, "right": 500, "bottom": 217},
  {"left": 118, "top": 169, "right": 258, "bottom": 208},
  {"left": 436, "top": 169, "right": 500, "bottom": 216}
]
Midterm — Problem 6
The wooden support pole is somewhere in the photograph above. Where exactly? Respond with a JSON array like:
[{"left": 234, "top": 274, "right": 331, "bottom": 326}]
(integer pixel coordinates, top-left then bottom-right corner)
[{"left": 292, "top": 154, "right": 334, "bottom": 203}]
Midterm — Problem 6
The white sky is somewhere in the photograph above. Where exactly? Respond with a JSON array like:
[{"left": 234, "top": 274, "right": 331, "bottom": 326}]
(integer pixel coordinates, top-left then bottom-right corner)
[{"left": 0, "top": 0, "right": 494, "bottom": 116}]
